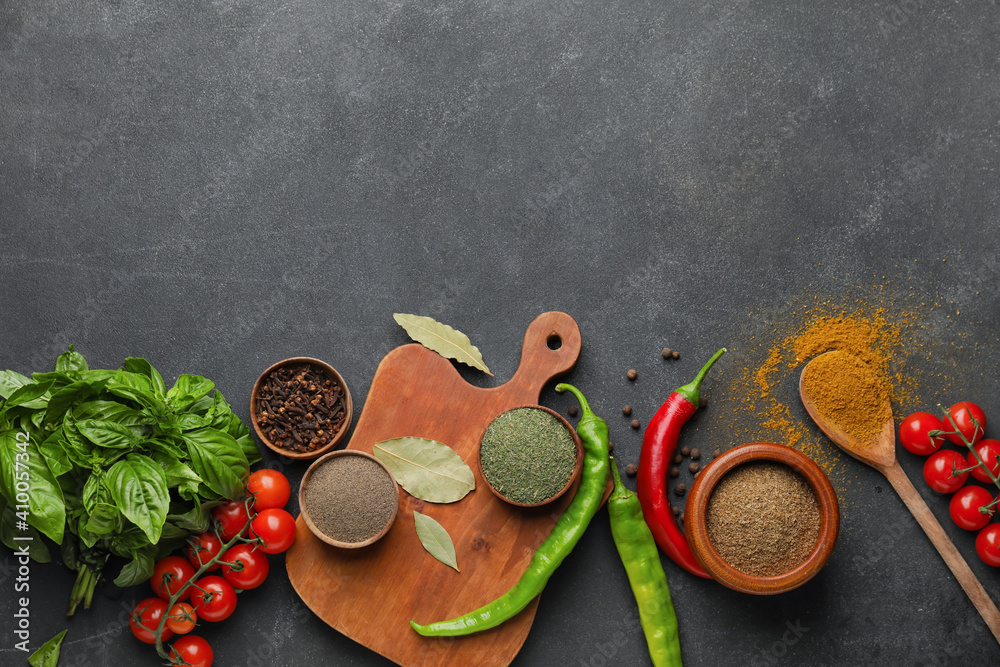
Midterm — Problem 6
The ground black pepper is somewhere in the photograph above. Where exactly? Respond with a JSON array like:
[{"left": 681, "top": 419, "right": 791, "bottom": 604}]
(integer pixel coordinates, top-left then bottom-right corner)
[{"left": 303, "top": 455, "right": 397, "bottom": 544}]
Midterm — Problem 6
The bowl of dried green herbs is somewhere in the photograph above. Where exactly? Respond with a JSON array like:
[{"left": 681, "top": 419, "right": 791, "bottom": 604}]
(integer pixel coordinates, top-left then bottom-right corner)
[{"left": 477, "top": 405, "right": 583, "bottom": 508}]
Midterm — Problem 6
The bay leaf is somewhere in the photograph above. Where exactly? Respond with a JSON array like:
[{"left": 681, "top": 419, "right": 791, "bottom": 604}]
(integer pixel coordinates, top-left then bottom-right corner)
[
  {"left": 392, "top": 313, "right": 493, "bottom": 375},
  {"left": 373, "top": 437, "right": 475, "bottom": 503},
  {"left": 413, "top": 511, "right": 459, "bottom": 572}
]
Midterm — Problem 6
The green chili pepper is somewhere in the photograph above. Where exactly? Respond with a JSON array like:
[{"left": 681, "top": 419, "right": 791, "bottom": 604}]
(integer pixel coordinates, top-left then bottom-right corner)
[
  {"left": 410, "top": 383, "right": 610, "bottom": 636},
  {"left": 608, "top": 457, "right": 682, "bottom": 667}
]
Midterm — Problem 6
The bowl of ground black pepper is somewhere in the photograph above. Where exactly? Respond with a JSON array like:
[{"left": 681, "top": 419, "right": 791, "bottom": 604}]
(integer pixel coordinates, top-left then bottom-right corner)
[
  {"left": 299, "top": 450, "right": 400, "bottom": 548},
  {"left": 251, "top": 357, "right": 353, "bottom": 460},
  {"left": 478, "top": 405, "right": 583, "bottom": 508},
  {"left": 684, "top": 442, "right": 839, "bottom": 594}
]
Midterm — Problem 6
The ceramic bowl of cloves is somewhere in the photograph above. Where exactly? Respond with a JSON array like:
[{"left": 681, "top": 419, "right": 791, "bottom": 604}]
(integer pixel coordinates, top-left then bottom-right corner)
[{"left": 250, "top": 357, "right": 352, "bottom": 460}]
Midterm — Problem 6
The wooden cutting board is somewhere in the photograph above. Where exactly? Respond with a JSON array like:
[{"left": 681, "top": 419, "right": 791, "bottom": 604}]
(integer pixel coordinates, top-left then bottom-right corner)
[{"left": 286, "top": 311, "right": 583, "bottom": 667}]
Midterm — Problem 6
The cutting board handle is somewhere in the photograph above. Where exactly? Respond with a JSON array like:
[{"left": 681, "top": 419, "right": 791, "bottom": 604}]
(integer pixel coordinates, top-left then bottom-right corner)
[{"left": 506, "top": 311, "right": 582, "bottom": 398}]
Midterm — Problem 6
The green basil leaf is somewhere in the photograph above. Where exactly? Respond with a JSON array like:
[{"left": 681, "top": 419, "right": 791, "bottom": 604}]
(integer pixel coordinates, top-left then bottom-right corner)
[
  {"left": 55, "top": 345, "right": 89, "bottom": 373},
  {"left": 113, "top": 547, "right": 156, "bottom": 587},
  {"left": 38, "top": 431, "right": 73, "bottom": 477},
  {"left": 85, "top": 502, "right": 122, "bottom": 537},
  {"left": 76, "top": 419, "right": 141, "bottom": 449},
  {"left": 151, "top": 452, "right": 202, "bottom": 498},
  {"left": 0, "top": 500, "right": 51, "bottom": 563},
  {"left": 168, "top": 500, "right": 223, "bottom": 533},
  {"left": 0, "top": 370, "right": 32, "bottom": 399},
  {"left": 167, "top": 374, "right": 215, "bottom": 411},
  {"left": 183, "top": 427, "right": 248, "bottom": 500},
  {"left": 105, "top": 454, "right": 169, "bottom": 544},
  {"left": 3, "top": 379, "right": 54, "bottom": 410},
  {"left": 28, "top": 628, "right": 67, "bottom": 667},
  {"left": 146, "top": 437, "right": 187, "bottom": 459},
  {"left": 122, "top": 357, "right": 166, "bottom": 396},
  {"left": 76, "top": 512, "right": 100, "bottom": 549},
  {"left": 235, "top": 433, "right": 262, "bottom": 466},
  {"left": 0, "top": 430, "right": 65, "bottom": 543},
  {"left": 168, "top": 412, "right": 209, "bottom": 431},
  {"left": 61, "top": 413, "right": 94, "bottom": 468},
  {"left": 73, "top": 400, "right": 150, "bottom": 427},
  {"left": 108, "top": 525, "right": 150, "bottom": 556},
  {"left": 43, "top": 379, "right": 110, "bottom": 426}
]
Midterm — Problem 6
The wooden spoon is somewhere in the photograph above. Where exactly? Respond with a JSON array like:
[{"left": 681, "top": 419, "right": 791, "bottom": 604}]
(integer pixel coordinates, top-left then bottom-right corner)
[{"left": 800, "top": 351, "right": 1000, "bottom": 644}]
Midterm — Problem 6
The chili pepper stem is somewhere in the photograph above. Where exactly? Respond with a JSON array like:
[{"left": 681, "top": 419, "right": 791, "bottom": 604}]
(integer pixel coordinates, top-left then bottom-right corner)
[
  {"left": 674, "top": 348, "right": 726, "bottom": 406},
  {"left": 555, "top": 383, "right": 592, "bottom": 414},
  {"left": 609, "top": 457, "right": 628, "bottom": 501}
]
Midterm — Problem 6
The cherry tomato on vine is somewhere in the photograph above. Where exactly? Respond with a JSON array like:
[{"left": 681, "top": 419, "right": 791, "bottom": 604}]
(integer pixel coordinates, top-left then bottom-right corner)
[
  {"left": 221, "top": 543, "right": 270, "bottom": 590},
  {"left": 899, "top": 412, "right": 946, "bottom": 456},
  {"left": 130, "top": 597, "right": 173, "bottom": 644},
  {"left": 946, "top": 402, "right": 987, "bottom": 446},
  {"left": 212, "top": 500, "right": 255, "bottom": 541},
  {"left": 190, "top": 576, "right": 237, "bottom": 623},
  {"left": 250, "top": 508, "right": 296, "bottom": 554},
  {"left": 923, "top": 449, "right": 969, "bottom": 494},
  {"left": 949, "top": 486, "right": 995, "bottom": 531},
  {"left": 976, "top": 524, "right": 1000, "bottom": 567},
  {"left": 186, "top": 532, "right": 224, "bottom": 572},
  {"left": 151, "top": 556, "right": 196, "bottom": 602},
  {"left": 967, "top": 439, "right": 1000, "bottom": 484},
  {"left": 248, "top": 469, "right": 291, "bottom": 511},
  {"left": 169, "top": 635, "right": 214, "bottom": 667},
  {"left": 166, "top": 602, "right": 198, "bottom": 634}
]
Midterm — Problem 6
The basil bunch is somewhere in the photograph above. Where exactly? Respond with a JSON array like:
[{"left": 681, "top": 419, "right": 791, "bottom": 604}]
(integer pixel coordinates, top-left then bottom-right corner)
[{"left": 0, "top": 346, "right": 260, "bottom": 614}]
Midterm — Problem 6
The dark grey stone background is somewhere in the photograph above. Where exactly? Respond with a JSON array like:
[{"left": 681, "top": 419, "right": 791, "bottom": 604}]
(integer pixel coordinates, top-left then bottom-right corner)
[{"left": 3, "top": 0, "right": 1000, "bottom": 665}]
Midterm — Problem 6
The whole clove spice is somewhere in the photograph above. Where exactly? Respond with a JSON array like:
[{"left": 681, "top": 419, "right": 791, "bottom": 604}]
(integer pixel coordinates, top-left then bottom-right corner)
[{"left": 255, "top": 363, "right": 347, "bottom": 454}]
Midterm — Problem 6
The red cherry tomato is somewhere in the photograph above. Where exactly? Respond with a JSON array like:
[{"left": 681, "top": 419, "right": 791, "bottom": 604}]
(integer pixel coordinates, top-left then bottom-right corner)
[
  {"left": 967, "top": 439, "right": 1000, "bottom": 484},
  {"left": 250, "top": 508, "right": 296, "bottom": 554},
  {"left": 949, "top": 486, "right": 995, "bottom": 531},
  {"left": 130, "top": 597, "right": 173, "bottom": 644},
  {"left": 923, "top": 449, "right": 969, "bottom": 494},
  {"left": 186, "top": 532, "right": 224, "bottom": 572},
  {"left": 212, "top": 500, "right": 255, "bottom": 541},
  {"left": 169, "top": 635, "right": 214, "bottom": 667},
  {"left": 151, "top": 556, "right": 196, "bottom": 602},
  {"left": 248, "top": 469, "right": 291, "bottom": 511},
  {"left": 946, "top": 402, "right": 987, "bottom": 446},
  {"left": 165, "top": 602, "right": 197, "bottom": 635},
  {"left": 221, "top": 543, "right": 270, "bottom": 590},
  {"left": 190, "top": 576, "right": 237, "bottom": 623},
  {"left": 976, "top": 524, "right": 1000, "bottom": 567},
  {"left": 899, "top": 412, "right": 946, "bottom": 456}
]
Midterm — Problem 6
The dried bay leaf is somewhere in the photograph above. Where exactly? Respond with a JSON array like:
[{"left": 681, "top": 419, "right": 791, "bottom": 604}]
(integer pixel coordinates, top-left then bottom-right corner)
[
  {"left": 413, "top": 511, "right": 459, "bottom": 572},
  {"left": 373, "top": 437, "right": 475, "bottom": 503},
  {"left": 392, "top": 313, "right": 493, "bottom": 375}
]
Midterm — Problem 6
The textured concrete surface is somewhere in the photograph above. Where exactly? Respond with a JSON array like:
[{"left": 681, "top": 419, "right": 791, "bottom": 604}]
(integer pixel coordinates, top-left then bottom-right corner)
[{"left": 3, "top": 0, "right": 1000, "bottom": 665}]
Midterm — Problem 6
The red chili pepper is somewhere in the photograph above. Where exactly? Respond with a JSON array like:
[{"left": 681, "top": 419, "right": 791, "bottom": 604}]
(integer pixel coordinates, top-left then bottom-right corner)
[{"left": 637, "top": 348, "right": 726, "bottom": 578}]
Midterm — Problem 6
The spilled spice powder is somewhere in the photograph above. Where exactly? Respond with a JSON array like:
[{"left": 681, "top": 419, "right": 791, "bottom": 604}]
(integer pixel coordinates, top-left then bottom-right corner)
[
  {"left": 801, "top": 350, "right": 892, "bottom": 443},
  {"left": 706, "top": 461, "right": 820, "bottom": 577}
]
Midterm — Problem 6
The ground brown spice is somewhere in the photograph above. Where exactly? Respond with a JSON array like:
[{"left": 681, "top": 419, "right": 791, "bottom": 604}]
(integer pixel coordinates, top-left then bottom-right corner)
[
  {"left": 304, "top": 455, "right": 397, "bottom": 544},
  {"left": 706, "top": 462, "right": 820, "bottom": 576},
  {"left": 801, "top": 349, "right": 892, "bottom": 442}
]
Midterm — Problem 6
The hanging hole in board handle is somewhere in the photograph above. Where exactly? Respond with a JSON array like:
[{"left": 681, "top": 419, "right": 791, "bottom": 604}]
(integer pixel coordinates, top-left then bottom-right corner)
[{"left": 547, "top": 333, "right": 562, "bottom": 350}]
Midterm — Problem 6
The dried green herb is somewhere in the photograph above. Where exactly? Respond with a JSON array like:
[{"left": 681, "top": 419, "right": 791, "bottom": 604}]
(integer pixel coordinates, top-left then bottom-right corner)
[
  {"left": 373, "top": 437, "right": 475, "bottom": 503},
  {"left": 480, "top": 408, "right": 577, "bottom": 505},
  {"left": 392, "top": 313, "right": 492, "bottom": 375},
  {"left": 413, "top": 511, "right": 459, "bottom": 572}
]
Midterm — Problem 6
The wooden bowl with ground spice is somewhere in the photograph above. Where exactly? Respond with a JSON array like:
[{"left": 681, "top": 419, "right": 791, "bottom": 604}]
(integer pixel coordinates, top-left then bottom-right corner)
[
  {"left": 477, "top": 405, "right": 584, "bottom": 508},
  {"left": 250, "top": 357, "right": 353, "bottom": 460},
  {"left": 299, "top": 450, "right": 400, "bottom": 549},
  {"left": 685, "top": 442, "right": 839, "bottom": 595}
]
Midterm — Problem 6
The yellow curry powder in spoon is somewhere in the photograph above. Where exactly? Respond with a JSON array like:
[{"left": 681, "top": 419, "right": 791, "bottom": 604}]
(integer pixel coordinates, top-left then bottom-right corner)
[{"left": 800, "top": 349, "right": 893, "bottom": 443}]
